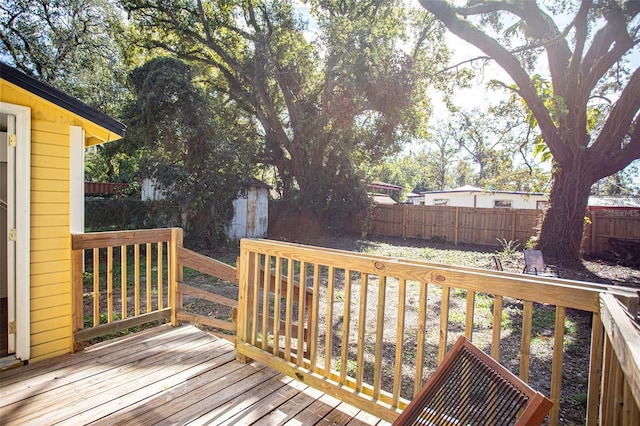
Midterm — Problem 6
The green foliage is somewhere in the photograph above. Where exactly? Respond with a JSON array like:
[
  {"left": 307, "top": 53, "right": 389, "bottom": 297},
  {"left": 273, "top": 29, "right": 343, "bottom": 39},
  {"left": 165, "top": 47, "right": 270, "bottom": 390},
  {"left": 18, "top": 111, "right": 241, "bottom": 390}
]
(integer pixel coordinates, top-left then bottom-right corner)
[
  {"left": 85, "top": 198, "right": 179, "bottom": 232},
  {"left": 496, "top": 238, "right": 521, "bottom": 256},
  {"left": 0, "top": 0, "right": 129, "bottom": 114},
  {"left": 124, "top": 57, "right": 258, "bottom": 248},
  {"left": 121, "top": 0, "right": 450, "bottom": 230}
]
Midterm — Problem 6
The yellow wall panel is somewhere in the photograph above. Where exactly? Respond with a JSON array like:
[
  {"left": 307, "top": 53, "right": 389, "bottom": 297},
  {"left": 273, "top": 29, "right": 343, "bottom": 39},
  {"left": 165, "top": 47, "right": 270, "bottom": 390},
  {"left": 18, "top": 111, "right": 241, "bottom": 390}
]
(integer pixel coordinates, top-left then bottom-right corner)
[
  {"left": 32, "top": 153, "right": 69, "bottom": 170},
  {"left": 30, "top": 271, "right": 70, "bottom": 288},
  {"left": 32, "top": 214, "right": 68, "bottom": 228},
  {"left": 31, "top": 130, "right": 69, "bottom": 148},
  {"left": 0, "top": 82, "right": 21, "bottom": 103},
  {"left": 31, "top": 203, "right": 69, "bottom": 216},
  {"left": 31, "top": 259, "right": 70, "bottom": 276},
  {"left": 30, "top": 281, "right": 70, "bottom": 299},
  {"left": 31, "top": 343, "right": 72, "bottom": 363},
  {"left": 31, "top": 139, "right": 69, "bottom": 158},
  {"left": 31, "top": 304, "right": 71, "bottom": 323},
  {"left": 31, "top": 179, "right": 68, "bottom": 193},
  {"left": 31, "top": 238, "right": 69, "bottom": 253},
  {"left": 30, "top": 249, "right": 68, "bottom": 264},
  {"left": 31, "top": 166, "right": 70, "bottom": 181},
  {"left": 31, "top": 226, "right": 69, "bottom": 240},
  {"left": 3, "top": 75, "right": 122, "bottom": 363},
  {"left": 30, "top": 118, "right": 70, "bottom": 136},
  {"left": 31, "top": 293, "right": 70, "bottom": 311},
  {"left": 33, "top": 191, "right": 70, "bottom": 204},
  {"left": 31, "top": 347, "right": 72, "bottom": 363},
  {"left": 30, "top": 316, "right": 72, "bottom": 335}
]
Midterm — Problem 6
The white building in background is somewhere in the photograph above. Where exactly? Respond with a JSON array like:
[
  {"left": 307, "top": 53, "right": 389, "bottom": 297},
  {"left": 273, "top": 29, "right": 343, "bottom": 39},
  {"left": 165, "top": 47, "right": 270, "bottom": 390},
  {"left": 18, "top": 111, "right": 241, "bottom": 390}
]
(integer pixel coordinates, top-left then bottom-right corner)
[
  {"left": 227, "top": 179, "right": 271, "bottom": 240},
  {"left": 420, "top": 186, "right": 548, "bottom": 210},
  {"left": 141, "top": 177, "right": 271, "bottom": 239}
]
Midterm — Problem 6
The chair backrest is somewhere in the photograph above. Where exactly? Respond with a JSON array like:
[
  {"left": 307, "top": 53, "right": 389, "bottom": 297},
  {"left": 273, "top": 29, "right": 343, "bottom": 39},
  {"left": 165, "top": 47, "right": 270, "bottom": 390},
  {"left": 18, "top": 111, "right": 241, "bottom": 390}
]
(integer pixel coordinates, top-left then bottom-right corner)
[
  {"left": 493, "top": 255, "right": 503, "bottom": 271},
  {"left": 523, "top": 249, "right": 545, "bottom": 275},
  {"left": 393, "top": 336, "right": 552, "bottom": 426}
]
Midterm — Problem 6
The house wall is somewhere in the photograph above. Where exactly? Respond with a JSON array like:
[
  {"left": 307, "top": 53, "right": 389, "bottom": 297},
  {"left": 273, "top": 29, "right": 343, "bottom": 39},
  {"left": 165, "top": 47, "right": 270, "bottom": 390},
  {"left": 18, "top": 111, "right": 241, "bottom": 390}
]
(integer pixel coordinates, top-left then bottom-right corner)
[
  {"left": 1, "top": 79, "right": 117, "bottom": 362},
  {"left": 423, "top": 191, "right": 547, "bottom": 209}
]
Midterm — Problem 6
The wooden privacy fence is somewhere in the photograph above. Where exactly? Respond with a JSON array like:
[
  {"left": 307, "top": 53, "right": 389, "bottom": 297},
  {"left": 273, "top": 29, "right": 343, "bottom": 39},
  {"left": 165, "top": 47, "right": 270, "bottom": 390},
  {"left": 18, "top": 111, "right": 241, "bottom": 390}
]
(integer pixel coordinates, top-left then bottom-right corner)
[
  {"left": 235, "top": 238, "right": 640, "bottom": 424},
  {"left": 358, "top": 204, "right": 542, "bottom": 246},
  {"left": 353, "top": 204, "right": 640, "bottom": 253}
]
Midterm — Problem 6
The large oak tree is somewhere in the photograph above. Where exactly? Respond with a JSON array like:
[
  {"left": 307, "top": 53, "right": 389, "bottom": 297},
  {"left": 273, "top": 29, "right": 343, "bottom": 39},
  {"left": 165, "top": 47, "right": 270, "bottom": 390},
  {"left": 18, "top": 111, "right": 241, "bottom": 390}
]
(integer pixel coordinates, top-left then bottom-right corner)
[
  {"left": 121, "top": 0, "right": 448, "bottom": 227},
  {"left": 419, "top": 0, "right": 640, "bottom": 260}
]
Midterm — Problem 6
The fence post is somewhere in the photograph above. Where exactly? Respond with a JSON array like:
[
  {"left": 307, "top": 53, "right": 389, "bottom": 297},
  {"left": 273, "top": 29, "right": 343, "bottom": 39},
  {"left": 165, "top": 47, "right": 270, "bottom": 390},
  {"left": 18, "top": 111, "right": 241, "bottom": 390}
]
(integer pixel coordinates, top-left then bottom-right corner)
[
  {"left": 590, "top": 211, "right": 596, "bottom": 254},
  {"left": 402, "top": 204, "right": 408, "bottom": 239},
  {"left": 454, "top": 207, "right": 459, "bottom": 245}
]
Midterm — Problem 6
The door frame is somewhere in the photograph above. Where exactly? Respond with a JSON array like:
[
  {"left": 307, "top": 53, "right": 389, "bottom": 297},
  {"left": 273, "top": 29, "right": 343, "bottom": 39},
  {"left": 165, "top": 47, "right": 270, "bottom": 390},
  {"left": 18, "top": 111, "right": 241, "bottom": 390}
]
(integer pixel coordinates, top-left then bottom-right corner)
[{"left": 1, "top": 102, "right": 31, "bottom": 361}]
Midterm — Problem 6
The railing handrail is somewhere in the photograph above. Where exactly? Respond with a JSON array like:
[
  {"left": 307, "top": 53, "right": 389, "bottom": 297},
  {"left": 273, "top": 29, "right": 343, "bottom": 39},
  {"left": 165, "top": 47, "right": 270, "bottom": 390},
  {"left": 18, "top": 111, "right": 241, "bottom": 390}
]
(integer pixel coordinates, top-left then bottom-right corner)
[
  {"left": 72, "top": 228, "right": 175, "bottom": 249},
  {"left": 240, "top": 238, "right": 606, "bottom": 312},
  {"left": 177, "top": 245, "right": 238, "bottom": 284}
]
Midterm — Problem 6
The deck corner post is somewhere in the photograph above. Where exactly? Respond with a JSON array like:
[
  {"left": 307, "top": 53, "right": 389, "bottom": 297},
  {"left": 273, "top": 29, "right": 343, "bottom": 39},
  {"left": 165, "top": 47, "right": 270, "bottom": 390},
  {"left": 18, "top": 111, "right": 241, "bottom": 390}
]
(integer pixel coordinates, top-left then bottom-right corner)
[
  {"left": 236, "top": 239, "right": 254, "bottom": 363},
  {"left": 170, "top": 227, "right": 184, "bottom": 327}
]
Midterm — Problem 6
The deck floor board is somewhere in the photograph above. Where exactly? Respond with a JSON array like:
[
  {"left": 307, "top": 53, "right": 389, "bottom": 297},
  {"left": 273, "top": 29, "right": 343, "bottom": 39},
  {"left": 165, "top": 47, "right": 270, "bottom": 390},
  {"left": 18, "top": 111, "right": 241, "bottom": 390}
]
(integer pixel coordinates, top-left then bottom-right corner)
[{"left": 0, "top": 325, "right": 389, "bottom": 425}]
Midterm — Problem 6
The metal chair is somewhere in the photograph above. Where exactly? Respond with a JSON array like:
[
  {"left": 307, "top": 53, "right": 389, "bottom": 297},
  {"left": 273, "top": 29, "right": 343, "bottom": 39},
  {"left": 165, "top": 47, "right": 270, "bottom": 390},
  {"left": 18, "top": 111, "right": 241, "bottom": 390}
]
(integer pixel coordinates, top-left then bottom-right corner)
[
  {"left": 493, "top": 255, "right": 503, "bottom": 271},
  {"left": 523, "top": 249, "right": 559, "bottom": 277},
  {"left": 393, "top": 336, "right": 552, "bottom": 426}
]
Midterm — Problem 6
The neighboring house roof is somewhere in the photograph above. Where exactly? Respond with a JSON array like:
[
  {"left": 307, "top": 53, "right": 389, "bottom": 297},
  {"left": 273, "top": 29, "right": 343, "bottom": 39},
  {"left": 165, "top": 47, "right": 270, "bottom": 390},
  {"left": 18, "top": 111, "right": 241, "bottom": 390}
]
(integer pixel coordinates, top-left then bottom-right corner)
[
  {"left": 0, "top": 62, "right": 126, "bottom": 137},
  {"left": 421, "top": 186, "right": 545, "bottom": 196},
  {"left": 588, "top": 196, "right": 640, "bottom": 208},
  {"left": 371, "top": 194, "right": 397, "bottom": 205},
  {"left": 246, "top": 177, "right": 272, "bottom": 190},
  {"left": 369, "top": 181, "right": 403, "bottom": 191}
]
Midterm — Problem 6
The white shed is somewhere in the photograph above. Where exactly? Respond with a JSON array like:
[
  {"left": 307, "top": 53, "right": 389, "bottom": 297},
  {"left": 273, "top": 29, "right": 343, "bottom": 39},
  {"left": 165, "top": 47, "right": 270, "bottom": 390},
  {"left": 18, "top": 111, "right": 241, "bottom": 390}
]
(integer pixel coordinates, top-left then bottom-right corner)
[
  {"left": 422, "top": 186, "right": 548, "bottom": 210},
  {"left": 227, "top": 178, "right": 271, "bottom": 240}
]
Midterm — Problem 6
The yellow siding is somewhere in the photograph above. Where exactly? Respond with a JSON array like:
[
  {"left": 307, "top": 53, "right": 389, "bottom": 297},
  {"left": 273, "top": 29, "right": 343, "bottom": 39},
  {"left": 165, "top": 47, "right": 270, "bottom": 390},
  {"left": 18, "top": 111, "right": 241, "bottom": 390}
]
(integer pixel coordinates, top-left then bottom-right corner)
[
  {"left": 31, "top": 336, "right": 72, "bottom": 361},
  {"left": 32, "top": 214, "right": 68, "bottom": 227},
  {"left": 30, "top": 281, "right": 69, "bottom": 298},
  {"left": 31, "top": 260, "right": 71, "bottom": 276},
  {"left": 31, "top": 293, "right": 70, "bottom": 311},
  {"left": 2, "top": 77, "right": 122, "bottom": 363},
  {"left": 32, "top": 178, "right": 68, "bottom": 192}
]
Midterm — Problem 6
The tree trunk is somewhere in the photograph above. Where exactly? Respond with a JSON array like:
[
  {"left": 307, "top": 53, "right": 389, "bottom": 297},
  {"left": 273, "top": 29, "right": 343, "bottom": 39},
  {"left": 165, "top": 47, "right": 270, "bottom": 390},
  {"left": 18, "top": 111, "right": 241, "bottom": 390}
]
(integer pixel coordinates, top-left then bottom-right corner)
[{"left": 538, "top": 164, "right": 593, "bottom": 260}]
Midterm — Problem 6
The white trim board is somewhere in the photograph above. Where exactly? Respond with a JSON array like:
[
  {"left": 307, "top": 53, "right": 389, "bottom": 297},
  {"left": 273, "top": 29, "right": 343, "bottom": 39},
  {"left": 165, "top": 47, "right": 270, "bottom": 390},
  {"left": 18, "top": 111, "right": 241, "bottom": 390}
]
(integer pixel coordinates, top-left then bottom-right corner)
[{"left": 1, "top": 102, "right": 31, "bottom": 361}]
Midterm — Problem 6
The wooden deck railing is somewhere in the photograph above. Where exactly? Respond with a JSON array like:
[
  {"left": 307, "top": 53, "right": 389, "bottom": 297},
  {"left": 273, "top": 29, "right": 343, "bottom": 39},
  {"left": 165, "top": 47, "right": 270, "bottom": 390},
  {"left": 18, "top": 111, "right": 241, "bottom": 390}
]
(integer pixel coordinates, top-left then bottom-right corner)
[
  {"left": 71, "top": 228, "right": 182, "bottom": 349},
  {"left": 235, "top": 238, "right": 639, "bottom": 425},
  {"left": 71, "top": 231, "right": 640, "bottom": 424},
  {"left": 71, "top": 228, "right": 312, "bottom": 347},
  {"left": 599, "top": 293, "right": 640, "bottom": 423}
]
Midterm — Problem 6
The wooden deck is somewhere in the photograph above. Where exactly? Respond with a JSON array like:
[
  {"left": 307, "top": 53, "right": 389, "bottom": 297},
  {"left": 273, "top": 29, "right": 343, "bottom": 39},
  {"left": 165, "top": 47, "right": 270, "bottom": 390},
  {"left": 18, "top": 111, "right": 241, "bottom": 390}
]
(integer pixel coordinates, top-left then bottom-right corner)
[{"left": 0, "top": 324, "right": 388, "bottom": 425}]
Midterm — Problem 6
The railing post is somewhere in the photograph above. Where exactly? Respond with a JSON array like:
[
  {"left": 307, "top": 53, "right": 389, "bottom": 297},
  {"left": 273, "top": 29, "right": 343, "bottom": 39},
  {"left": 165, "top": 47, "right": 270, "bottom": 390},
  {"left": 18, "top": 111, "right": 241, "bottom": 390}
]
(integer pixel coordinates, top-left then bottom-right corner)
[
  {"left": 170, "top": 228, "right": 183, "bottom": 327},
  {"left": 71, "top": 236, "right": 85, "bottom": 352},
  {"left": 236, "top": 239, "right": 253, "bottom": 363}
]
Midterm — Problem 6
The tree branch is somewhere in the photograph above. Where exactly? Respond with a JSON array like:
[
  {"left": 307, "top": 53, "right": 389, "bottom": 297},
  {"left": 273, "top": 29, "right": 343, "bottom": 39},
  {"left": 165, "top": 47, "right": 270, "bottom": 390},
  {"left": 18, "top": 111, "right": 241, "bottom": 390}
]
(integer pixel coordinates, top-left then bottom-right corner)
[
  {"left": 589, "top": 66, "right": 640, "bottom": 178},
  {"left": 418, "top": 0, "right": 569, "bottom": 166}
]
